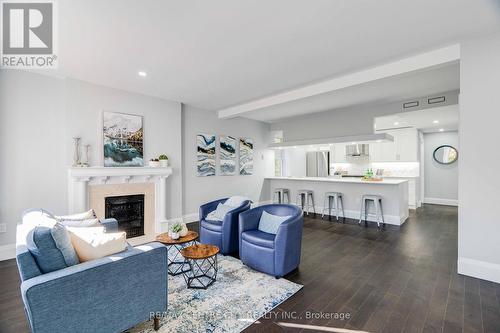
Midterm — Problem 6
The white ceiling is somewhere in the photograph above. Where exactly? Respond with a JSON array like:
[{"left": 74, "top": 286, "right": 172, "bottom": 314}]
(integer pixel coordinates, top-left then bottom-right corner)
[
  {"left": 53, "top": 0, "right": 500, "bottom": 111},
  {"left": 375, "top": 104, "right": 459, "bottom": 133},
  {"left": 237, "top": 63, "right": 460, "bottom": 122}
]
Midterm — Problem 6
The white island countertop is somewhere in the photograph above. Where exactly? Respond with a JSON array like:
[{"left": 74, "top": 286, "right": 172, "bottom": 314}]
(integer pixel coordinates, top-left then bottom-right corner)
[{"left": 265, "top": 176, "right": 408, "bottom": 185}]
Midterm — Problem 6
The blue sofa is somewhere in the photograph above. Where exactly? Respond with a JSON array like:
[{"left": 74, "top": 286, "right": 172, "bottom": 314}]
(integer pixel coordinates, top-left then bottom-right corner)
[
  {"left": 199, "top": 198, "right": 251, "bottom": 254},
  {"left": 239, "top": 204, "right": 303, "bottom": 278},
  {"left": 16, "top": 211, "right": 168, "bottom": 333}
]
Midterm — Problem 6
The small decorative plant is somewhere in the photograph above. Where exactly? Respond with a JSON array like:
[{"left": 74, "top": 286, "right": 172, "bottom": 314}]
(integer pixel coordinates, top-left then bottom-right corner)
[
  {"left": 169, "top": 222, "right": 182, "bottom": 239},
  {"left": 171, "top": 223, "right": 182, "bottom": 233},
  {"left": 158, "top": 154, "right": 169, "bottom": 167}
]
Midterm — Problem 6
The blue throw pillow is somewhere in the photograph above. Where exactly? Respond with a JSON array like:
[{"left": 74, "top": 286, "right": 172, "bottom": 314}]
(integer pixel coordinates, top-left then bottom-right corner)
[
  {"left": 26, "top": 223, "right": 79, "bottom": 274},
  {"left": 258, "top": 211, "right": 292, "bottom": 235}
]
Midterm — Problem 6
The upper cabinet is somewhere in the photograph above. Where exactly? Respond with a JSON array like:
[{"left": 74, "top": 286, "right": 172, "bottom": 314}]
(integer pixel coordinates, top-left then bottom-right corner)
[{"left": 370, "top": 128, "right": 418, "bottom": 162}]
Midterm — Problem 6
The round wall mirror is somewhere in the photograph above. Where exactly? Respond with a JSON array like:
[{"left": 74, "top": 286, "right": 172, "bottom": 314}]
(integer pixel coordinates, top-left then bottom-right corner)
[{"left": 433, "top": 145, "right": 458, "bottom": 165}]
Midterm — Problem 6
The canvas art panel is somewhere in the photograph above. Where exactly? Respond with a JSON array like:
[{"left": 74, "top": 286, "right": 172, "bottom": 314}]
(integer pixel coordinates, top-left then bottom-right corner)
[
  {"left": 219, "top": 135, "right": 236, "bottom": 176},
  {"left": 197, "top": 134, "right": 216, "bottom": 176},
  {"left": 103, "top": 111, "right": 144, "bottom": 167},
  {"left": 239, "top": 138, "right": 254, "bottom": 175}
]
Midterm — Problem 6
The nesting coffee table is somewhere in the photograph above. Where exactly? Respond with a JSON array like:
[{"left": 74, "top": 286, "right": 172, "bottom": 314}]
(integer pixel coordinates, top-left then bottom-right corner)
[
  {"left": 180, "top": 244, "right": 219, "bottom": 289},
  {"left": 156, "top": 231, "right": 198, "bottom": 276}
]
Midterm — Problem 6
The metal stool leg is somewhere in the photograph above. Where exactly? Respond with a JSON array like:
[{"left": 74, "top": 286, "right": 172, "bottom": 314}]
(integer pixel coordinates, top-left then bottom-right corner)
[
  {"left": 364, "top": 200, "right": 369, "bottom": 227},
  {"left": 322, "top": 195, "right": 327, "bottom": 219},
  {"left": 379, "top": 198, "right": 385, "bottom": 228},
  {"left": 310, "top": 193, "right": 316, "bottom": 215},
  {"left": 340, "top": 196, "right": 345, "bottom": 222},
  {"left": 304, "top": 193, "right": 309, "bottom": 215},
  {"left": 334, "top": 194, "right": 339, "bottom": 221},
  {"left": 359, "top": 198, "right": 364, "bottom": 225},
  {"left": 374, "top": 199, "right": 381, "bottom": 228},
  {"left": 328, "top": 196, "right": 332, "bottom": 220}
]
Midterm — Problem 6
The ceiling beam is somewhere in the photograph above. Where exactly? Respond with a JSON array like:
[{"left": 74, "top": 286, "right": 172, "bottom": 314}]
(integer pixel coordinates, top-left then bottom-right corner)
[{"left": 217, "top": 44, "right": 460, "bottom": 119}]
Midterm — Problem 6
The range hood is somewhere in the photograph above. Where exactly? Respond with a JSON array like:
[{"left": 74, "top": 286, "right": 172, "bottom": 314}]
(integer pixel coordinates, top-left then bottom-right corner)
[
  {"left": 346, "top": 144, "right": 369, "bottom": 157},
  {"left": 268, "top": 133, "right": 393, "bottom": 149}
]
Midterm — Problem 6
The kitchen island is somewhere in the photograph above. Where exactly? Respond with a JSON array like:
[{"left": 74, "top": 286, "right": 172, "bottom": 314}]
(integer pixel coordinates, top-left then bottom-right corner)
[{"left": 266, "top": 176, "right": 409, "bottom": 225}]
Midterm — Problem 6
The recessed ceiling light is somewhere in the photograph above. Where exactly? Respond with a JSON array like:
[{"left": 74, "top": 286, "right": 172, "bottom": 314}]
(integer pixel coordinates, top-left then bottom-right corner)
[
  {"left": 138, "top": 71, "right": 147, "bottom": 77},
  {"left": 433, "top": 120, "right": 439, "bottom": 124},
  {"left": 439, "top": 128, "right": 444, "bottom": 132},
  {"left": 393, "top": 122, "right": 399, "bottom": 126}
]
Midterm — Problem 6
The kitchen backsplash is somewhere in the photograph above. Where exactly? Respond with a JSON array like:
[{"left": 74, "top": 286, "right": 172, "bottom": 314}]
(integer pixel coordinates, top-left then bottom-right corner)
[{"left": 331, "top": 162, "right": 420, "bottom": 177}]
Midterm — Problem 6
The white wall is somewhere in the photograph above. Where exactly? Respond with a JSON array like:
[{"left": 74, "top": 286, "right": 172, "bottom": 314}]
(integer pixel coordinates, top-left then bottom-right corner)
[
  {"left": 65, "top": 79, "right": 183, "bottom": 219},
  {"left": 0, "top": 71, "right": 67, "bottom": 247},
  {"left": 0, "top": 70, "right": 182, "bottom": 248},
  {"left": 423, "top": 131, "right": 459, "bottom": 205},
  {"left": 459, "top": 32, "right": 500, "bottom": 283},
  {"left": 182, "top": 105, "right": 273, "bottom": 216},
  {"left": 271, "top": 91, "right": 459, "bottom": 141}
]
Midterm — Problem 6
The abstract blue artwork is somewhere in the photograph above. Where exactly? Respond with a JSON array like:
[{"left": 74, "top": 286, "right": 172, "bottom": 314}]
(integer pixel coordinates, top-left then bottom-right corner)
[
  {"left": 220, "top": 135, "right": 236, "bottom": 176},
  {"left": 239, "top": 138, "right": 253, "bottom": 175},
  {"left": 197, "top": 133, "right": 216, "bottom": 177},
  {"left": 103, "top": 111, "right": 143, "bottom": 167}
]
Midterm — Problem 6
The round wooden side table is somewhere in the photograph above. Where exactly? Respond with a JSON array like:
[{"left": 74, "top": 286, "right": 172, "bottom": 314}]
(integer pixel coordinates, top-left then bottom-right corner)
[
  {"left": 180, "top": 244, "right": 219, "bottom": 289},
  {"left": 156, "top": 231, "right": 198, "bottom": 276}
]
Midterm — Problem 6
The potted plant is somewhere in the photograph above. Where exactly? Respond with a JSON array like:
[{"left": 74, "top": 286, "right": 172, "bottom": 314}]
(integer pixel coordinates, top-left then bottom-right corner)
[
  {"left": 169, "top": 222, "right": 182, "bottom": 240},
  {"left": 159, "top": 154, "right": 169, "bottom": 167},
  {"left": 149, "top": 158, "right": 160, "bottom": 167}
]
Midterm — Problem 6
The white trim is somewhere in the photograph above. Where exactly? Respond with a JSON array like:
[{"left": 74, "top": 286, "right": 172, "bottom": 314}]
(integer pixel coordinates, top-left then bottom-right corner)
[
  {"left": 218, "top": 44, "right": 460, "bottom": 118},
  {"left": 183, "top": 213, "right": 199, "bottom": 224},
  {"left": 458, "top": 257, "right": 500, "bottom": 284},
  {"left": 297, "top": 204, "right": 407, "bottom": 226},
  {"left": 424, "top": 197, "right": 458, "bottom": 206},
  {"left": 0, "top": 244, "right": 16, "bottom": 261}
]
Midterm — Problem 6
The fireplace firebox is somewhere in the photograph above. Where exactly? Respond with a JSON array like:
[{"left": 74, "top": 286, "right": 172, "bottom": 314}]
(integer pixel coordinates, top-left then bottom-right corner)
[{"left": 105, "top": 194, "right": 145, "bottom": 238}]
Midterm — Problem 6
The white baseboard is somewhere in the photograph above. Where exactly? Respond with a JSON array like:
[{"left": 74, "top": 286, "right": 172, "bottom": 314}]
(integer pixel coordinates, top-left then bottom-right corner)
[
  {"left": 458, "top": 257, "right": 500, "bottom": 284},
  {"left": 424, "top": 197, "right": 458, "bottom": 206},
  {"left": 300, "top": 204, "right": 407, "bottom": 226},
  {"left": 0, "top": 244, "right": 16, "bottom": 261}
]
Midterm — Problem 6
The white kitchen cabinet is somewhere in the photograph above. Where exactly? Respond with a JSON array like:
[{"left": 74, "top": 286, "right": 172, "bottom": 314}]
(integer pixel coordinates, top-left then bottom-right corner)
[
  {"left": 370, "top": 128, "right": 418, "bottom": 162},
  {"left": 388, "top": 177, "right": 419, "bottom": 209},
  {"left": 332, "top": 143, "right": 347, "bottom": 162}
]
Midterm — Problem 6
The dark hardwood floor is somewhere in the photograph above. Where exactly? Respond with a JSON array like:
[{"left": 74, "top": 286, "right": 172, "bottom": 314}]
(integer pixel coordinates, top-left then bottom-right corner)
[
  {"left": 243, "top": 204, "right": 500, "bottom": 333},
  {"left": 1, "top": 204, "right": 499, "bottom": 333}
]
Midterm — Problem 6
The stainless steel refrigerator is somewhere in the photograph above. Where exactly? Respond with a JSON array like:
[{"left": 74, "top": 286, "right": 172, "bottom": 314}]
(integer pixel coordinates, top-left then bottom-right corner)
[{"left": 306, "top": 151, "right": 330, "bottom": 177}]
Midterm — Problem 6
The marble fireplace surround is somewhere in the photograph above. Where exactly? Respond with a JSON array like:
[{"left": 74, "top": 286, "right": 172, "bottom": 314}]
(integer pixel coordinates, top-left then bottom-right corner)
[{"left": 68, "top": 167, "right": 172, "bottom": 246}]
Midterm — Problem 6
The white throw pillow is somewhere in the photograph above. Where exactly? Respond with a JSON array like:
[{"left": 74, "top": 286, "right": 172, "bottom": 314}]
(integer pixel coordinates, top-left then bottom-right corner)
[
  {"left": 224, "top": 196, "right": 249, "bottom": 208},
  {"left": 206, "top": 203, "right": 233, "bottom": 221},
  {"left": 56, "top": 209, "right": 100, "bottom": 228},
  {"left": 66, "top": 226, "right": 127, "bottom": 262},
  {"left": 59, "top": 218, "right": 100, "bottom": 228},
  {"left": 56, "top": 209, "right": 97, "bottom": 220}
]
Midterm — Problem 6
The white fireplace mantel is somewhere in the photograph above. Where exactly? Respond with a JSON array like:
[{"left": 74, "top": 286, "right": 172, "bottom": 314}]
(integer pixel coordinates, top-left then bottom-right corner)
[{"left": 67, "top": 166, "right": 173, "bottom": 232}]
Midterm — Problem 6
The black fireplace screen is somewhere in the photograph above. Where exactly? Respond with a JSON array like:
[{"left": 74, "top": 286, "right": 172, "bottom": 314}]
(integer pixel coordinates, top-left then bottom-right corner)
[{"left": 105, "top": 194, "right": 145, "bottom": 238}]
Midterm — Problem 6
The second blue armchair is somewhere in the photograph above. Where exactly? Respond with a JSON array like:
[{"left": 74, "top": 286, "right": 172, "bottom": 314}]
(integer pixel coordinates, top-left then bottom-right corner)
[
  {"left": 239, "top": 204, "right": 303, "bottom": 278},
  {"left": 199, "top": 198, "right": 252, "bottom": 255}
]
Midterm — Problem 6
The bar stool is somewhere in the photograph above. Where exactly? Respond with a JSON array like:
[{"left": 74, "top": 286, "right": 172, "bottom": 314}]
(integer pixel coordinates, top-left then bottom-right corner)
[
  {"left": 358, "top": 194, "right": 385, "bottom": 228},
  {"left": 322, "top": 192, "right": 345, "bottom": 222},
  {"left": 273, "top": 188, "right": 290, "bottom": 204},
  {"left": 296, "top": 190, "right": 315, "bottom": 215}
]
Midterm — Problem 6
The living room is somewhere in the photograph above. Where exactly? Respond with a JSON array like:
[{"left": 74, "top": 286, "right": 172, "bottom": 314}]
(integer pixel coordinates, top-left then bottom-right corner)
[{"left": 1, "top": 1, "right": 500, "bottom": 333}]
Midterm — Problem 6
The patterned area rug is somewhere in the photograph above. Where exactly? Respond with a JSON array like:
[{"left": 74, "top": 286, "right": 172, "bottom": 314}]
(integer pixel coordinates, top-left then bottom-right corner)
[{"left": 127, "top": 255, "right": 302, "bottom": 333}]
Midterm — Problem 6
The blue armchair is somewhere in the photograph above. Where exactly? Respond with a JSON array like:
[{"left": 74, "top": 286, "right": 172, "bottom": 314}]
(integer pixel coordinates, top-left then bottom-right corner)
[
  {"left": 239, "top": 204, "right": 303, "bottom": 278},
  {"left": 199, "top": 198, "right": 252, "bottom": 254},
  {"left": 16, "top": 215, "right": 168, "bottom": 333}
]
